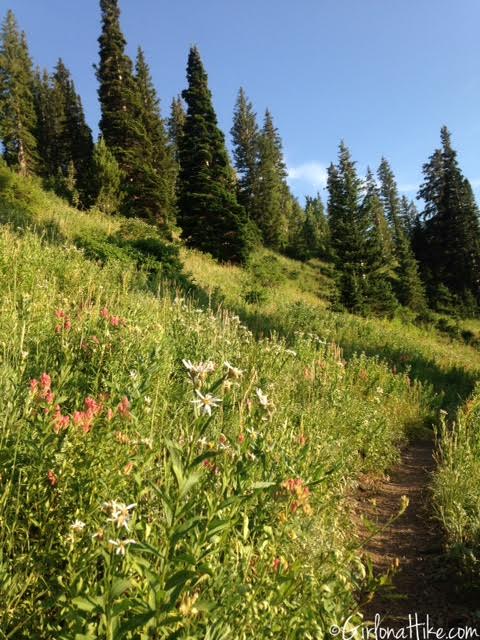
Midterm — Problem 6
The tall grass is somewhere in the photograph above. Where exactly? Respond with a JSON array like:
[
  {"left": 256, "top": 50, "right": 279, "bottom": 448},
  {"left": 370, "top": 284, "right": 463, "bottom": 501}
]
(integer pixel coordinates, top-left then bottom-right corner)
[
  {"left": 0, "top": 225, "right": 431, "bottom": 638},
  {"left": 1, "top": 166, "right": 479, "bottom": 636},
  {"left": 433, "top": 386, "right": 480, "bottom": 587}
]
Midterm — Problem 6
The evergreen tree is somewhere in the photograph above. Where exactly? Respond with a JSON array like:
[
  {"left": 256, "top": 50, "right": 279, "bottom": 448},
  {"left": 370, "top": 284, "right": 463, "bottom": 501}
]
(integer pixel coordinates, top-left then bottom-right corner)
[
  {"left": 96, "top": 0, "right": 136, "bottom": 166},
  {"left": 134, "top": 47, "right": 175, "bottom": 226},
  {"left": 378, "top": 157, "right": 425, "bottom": 310},
  {"left": 231, "top": 87, "right": 259, "bottom": 216},
  {"left": 400, "top": 195, "right": 419, "bottom": 239},
  {"left": 0, "top": 10, "right": 38, "bottom": 175},
  {"left": 362, "top": 168, "right": 396, "bottom": 278},
  {"left": 92, "top": 136, "right": 123, "bottom": 215},
  {"left": 177, "top": 46, "right": 248, "bottom": 263},
  {"left": 254, "top": 109, "right": 289, "bottom": 249},
  {"left": 52, "top": 60, "right": 94, "bottom": 205},
  {"left": 327, "top": 143, "right": 371, "bottom": 314},
  {"left": 97, "top": 1, "right": 173, "bottom": 225},
  {"left": 359, "top": 168, "right": 398, "bottom": 315},
  {"left": 289, "top": 193, "right": 329, "bottom": 261},
  {"left": 32, "top": 67, "right": 58, "bottom": 178},
  {"left": 168, "top": 95, "right": 185, "bottom": 164},
  {"left": 418, "top": 127, "right": 480, "bottom": 308}
]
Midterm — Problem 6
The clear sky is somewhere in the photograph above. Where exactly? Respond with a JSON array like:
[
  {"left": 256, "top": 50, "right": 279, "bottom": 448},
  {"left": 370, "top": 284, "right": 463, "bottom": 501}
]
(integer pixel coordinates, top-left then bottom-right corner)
[{"left": 4, "top": 0, "right": 480, "bottom": 203}]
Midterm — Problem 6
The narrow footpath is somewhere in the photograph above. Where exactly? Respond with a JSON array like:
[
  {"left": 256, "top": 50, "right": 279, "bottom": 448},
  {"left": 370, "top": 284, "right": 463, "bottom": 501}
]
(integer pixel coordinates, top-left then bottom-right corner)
[{"left": 356, "top": 441, "right": 478, "bottom": 627}]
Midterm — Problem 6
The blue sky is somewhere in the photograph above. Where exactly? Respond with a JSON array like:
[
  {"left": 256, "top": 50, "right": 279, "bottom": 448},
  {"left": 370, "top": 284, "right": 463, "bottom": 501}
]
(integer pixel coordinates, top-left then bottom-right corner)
[{"left": 5, "top": 0, "right": 480, "bottom": 203}]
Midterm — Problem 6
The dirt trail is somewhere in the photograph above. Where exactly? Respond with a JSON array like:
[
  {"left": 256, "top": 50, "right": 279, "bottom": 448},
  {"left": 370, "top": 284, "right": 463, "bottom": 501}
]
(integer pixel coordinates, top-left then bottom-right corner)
[{"left": 356, "top": 441, "right": 477, "bottom": 627}]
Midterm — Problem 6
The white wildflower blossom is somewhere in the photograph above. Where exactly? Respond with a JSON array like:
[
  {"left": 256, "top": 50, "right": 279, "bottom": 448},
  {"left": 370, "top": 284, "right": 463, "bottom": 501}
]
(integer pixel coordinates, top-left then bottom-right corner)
[
  {"left": 70, "top": 519, "right": 86, "bottom": 534},
  {"left": 192, "top": 389, "right": 222, "bottom": 417},
  {"left": 108, "top": 538, "right": 136, "bottom": 555},
  {"left": 182, "top": 359, "right": 216, "bottom": 387},
  {"left": 255, "top": 388, "right": 270, "bottom": 408},
  {"left": 224, "top": 361, "right": 244, "bottom": 380},
  {"left": 285, "top": 349, "right": 297, "bottom": 357},
  {"left": 103, "top": 500, "right": 136, "bottom": 531}
]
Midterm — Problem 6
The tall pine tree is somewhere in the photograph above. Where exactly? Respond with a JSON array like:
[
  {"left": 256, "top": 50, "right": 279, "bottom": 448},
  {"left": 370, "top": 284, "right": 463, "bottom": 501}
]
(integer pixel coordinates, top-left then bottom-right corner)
[
  {"left": 97, "top": 0, "right": 170, "bottom": 224},
  {"left": 254, "top": 109, "right": 289, "bottom": 249},
  {"left": 0, "top": 10, "right": 38, "bottom": 175},
  {"left": 177, "top": 46, "right": 248, "bottom": 263},
  {"left": 418, "top": 127, "right": 480, "bottom": 309},
  {"left": 231, "top": 87, "right": 259, "bottom": 217},
  {"left": 327, "top": 143, "right": 372, "bottom": 314},
  {"left": 134, "top": 47, "right": 175, "bottom": 227},
  {"left": 378, "top": 157, "right": 425, "bottom": 310}
]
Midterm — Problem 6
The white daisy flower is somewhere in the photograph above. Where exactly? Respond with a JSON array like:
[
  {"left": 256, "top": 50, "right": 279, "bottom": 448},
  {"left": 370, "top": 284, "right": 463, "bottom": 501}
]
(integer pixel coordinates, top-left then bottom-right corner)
[
  {"left": 224, "top": 361, "right": 244, "bottom": 380},
  {"left": 192, "top": 389, "right": 222, "bottom": 416},
  {"left": 255, "top": 388, "right": 270, "bottom": 408},
  {"left": 70, "top": 519, "right": 86, "bottom": 534},
  {"left": 109, "top": 502, "right": 136, "bottom": 531},
  {"left": 108, "top": 538, "right": 136, "bottom": 555}
]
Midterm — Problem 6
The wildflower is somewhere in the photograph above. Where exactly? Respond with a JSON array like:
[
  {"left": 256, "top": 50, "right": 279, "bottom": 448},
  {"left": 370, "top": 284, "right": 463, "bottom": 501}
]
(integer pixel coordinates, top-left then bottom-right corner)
[
  {"left": 30, "top": 379, "right": 38, "bottom": 393},
  {"left": 40, "top": 373, "right": 52, "bottom": 390},
  {"left": 108, "top": 538, "right": 136, "bottom": 555},
  {"left": 285, "top": 349, "right": 297, "bottom": 357},
  {"left": 110, "top": 315, "right": 121, "bottom": 327},
  {"left": 203, "top": 459, "right": 220, "bottom": 475},
  {"left": 47, "top": 469, "right": 58, "bottom": 487},
  {"left": 281, "top": 478, "right": 312, "bottom": 516},
  {"left": 182, "top": 359, "right": 216, "bottom": 387},
  {"left": 117, "top": 397, "right": 131, "bottom": 419},
  {"left": 55, "top": 309, "right": 65, "bottom": 319},
  {"left": 115, "top": 431, "right": 131, "bottom": 445},
  {"left": 100, "top": 307, "right": 110, "bottom": 319},
  {"left": 255, "top": 388, "right": 270, "bottom": 409},
  {"left": 238, "top": 433, "right": 245, "bottom": 444},
  {"left": 179, "top": 592, "right": 200, "bottom": 617},
  {"left": 85, "top": 396, "right": 102, "bottom": 416},
  {"left": 104, "top": 501, "right": 136, "bottom": 530},
  {"left": 52, "top": 405, "right": 70, "bottom": 433},
  {"left": 192, "top": 389, "right": 222, "bottom": 417},
  {"left": 70, "top": 519, "right": 86, "bottom": 534},
  {"left": 73, "top": 411, "right": 94, "bottom": 434},
  {"left": 92, "top": 528, "right": 105, "bottom": 541},
  {"left": 123, "top": 462, "right": 134, "bottom": 475},
  {"left": 224, "top": 361, "right": 244, "bottom": 380}
]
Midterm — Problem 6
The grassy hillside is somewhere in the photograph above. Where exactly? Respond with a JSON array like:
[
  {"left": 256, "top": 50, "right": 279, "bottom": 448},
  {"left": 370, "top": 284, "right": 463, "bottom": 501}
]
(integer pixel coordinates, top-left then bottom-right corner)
[{"left": 1, "top": 166, "right": 480, "bottom": 637}]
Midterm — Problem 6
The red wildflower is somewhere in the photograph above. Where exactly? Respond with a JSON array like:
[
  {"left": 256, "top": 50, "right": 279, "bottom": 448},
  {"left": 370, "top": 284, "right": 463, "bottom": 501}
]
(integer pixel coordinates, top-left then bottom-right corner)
[
  {"left": 110, "top": 315, "right": 121, "bottom": 327},
  {"left": 40, "top": 373, "right": 51, "bottom": 390},
  {"left": 55, "top": 309, "right": 65, "bottom": 319},
  {"left": 100, "top": 307, "right": 110, "bottom": 319},
  {"left": 52, "top": 405, "right": 70, "bottom": 433},
  {"left": 84, "top": 396, "right": 102, "bottom": 416},
  {"left": 273, "top": 557, "right": 281, "bottom": 573},
  {"left": 47, "top": 470, "right": 58, "bottom": 487},
  {"left": 117, "top": 397, "right": 131, "bottom": 419},
  {"left": 30, "top": 379, "right": 38, "bottom": 393},
  {"left": 238, "top": 433, "right": 245, "bottom": 444}
]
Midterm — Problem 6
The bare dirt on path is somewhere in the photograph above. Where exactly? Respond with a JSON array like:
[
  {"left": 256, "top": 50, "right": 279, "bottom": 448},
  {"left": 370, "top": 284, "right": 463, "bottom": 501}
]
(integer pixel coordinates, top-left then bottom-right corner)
[{"left": 355, "top": 441, "right": 479, "bottom": 628}]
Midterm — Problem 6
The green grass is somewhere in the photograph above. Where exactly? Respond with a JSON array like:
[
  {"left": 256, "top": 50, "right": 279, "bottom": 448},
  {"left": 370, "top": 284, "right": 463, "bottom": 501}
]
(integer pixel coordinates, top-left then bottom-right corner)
[
  {"left": 0, "top": 166, "right": 479, "bottom": 636},
  {"left": 433, "top": 386, "right": 480, "bottom": 591}
]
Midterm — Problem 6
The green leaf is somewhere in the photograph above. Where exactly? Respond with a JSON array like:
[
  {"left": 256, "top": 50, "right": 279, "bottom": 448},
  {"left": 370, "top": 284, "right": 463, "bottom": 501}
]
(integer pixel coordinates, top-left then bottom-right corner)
[
  {"left": 72, "top": 595, "right": 103, "bottom": 613},
  {"left": 165, "top": 569, "right": 196, "bottom": 591},
  {"left": 111, "top": 577, "right": 131, "bottom": 599}
]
